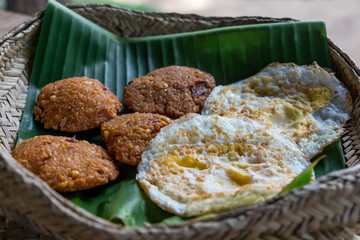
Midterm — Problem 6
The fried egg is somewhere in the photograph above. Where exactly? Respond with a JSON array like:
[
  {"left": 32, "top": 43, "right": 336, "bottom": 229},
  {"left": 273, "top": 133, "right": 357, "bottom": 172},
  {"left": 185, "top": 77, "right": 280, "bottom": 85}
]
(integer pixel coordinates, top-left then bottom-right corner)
[
  {"left": 202, "top": 62, "right": 352, "bottom": 158},
  {"left": 137, "top": 114, "right": 310, "bottom": 217}
]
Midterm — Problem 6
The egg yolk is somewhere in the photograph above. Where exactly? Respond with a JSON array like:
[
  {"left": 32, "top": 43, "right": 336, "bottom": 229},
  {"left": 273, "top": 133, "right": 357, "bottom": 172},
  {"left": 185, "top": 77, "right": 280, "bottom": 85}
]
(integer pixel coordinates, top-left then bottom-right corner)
[
  {"left": 283, "top": 102, "right": 305, "bottom": 124},
  {"left": 160, "top": 154, "right": 209, "bottom": 170},
  {"left": 226, "top": 167, "right": 251, "bottom": 186},
  {"left": 307, "top": 86, "right": 332, "bottom": 109},
  {"left": 175, "top": 155, "right": 208, "bottom": 170}
]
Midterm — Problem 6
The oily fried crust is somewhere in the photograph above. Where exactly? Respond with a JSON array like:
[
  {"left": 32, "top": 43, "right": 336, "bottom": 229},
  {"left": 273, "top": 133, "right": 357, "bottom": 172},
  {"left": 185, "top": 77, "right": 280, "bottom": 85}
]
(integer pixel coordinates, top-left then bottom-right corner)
[
  {"left": 12, "top": 135, "right": 119, "bottom": 192},
  {"left": 34, "top": 77, "right": 122, "bottom": 132},
  {"left": 123, "top": 66, "right": 216, "bottom": 118},
  {"left": 101, "top": 113, "right": 172, "bottom": 166}
]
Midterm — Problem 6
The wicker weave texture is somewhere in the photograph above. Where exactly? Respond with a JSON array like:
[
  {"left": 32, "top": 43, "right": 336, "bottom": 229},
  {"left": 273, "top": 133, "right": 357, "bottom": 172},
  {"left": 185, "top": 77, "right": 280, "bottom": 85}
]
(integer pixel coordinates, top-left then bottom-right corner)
[
  {"left": 0, "top": 17, "right": 40, "bottom": 153},
  {"left": 0, "top": 4, "right": 360, "bottom": 240},
  {"left": 70, "top": 4, "right": 296, "bottom": 37}
]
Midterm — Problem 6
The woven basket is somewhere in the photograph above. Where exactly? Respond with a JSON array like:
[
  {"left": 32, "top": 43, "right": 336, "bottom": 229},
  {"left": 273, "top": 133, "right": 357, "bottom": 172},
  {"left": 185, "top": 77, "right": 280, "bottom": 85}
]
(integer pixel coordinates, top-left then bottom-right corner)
[{"left": 1, "top": 4, "right": 360, "bottom": 240}]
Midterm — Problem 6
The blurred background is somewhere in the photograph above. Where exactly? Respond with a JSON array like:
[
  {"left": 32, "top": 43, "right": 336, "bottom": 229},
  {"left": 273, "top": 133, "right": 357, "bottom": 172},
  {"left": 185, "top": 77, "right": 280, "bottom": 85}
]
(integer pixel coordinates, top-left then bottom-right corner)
[{"left": 1, "top": 0, "right": 358, "bottom": 65}]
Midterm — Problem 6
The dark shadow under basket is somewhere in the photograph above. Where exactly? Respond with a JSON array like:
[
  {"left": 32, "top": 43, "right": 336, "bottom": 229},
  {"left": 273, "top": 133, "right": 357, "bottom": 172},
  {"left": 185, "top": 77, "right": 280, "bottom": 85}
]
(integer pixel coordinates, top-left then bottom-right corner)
[{"left": 1, "top": 4, "right": 360, "bottom": 240}]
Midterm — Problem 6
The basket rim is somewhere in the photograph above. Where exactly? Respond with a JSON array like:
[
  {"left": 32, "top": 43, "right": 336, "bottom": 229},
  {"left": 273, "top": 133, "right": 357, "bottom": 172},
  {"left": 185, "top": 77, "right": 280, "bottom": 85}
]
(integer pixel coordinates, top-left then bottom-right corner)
[
  {"left": 1, "top": 3, "right": 360, "bottom": 239},
  {"left": 2, "top": 149, "right": 360, "bottom": 231}
]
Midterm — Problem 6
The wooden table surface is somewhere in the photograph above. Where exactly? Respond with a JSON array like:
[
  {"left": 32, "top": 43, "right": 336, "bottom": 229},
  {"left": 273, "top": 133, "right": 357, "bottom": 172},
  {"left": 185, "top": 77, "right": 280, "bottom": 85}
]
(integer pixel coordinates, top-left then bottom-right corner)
[{"left": 0, "top": 10, "right": 30, "bottom": 38}]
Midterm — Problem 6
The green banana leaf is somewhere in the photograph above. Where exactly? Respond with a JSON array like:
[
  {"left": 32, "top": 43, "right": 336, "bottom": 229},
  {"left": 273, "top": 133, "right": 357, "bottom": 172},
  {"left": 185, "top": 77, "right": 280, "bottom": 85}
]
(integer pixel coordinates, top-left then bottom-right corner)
[
  {"left": 280, "top": 154, "right": 326, "bottom": 195},
  {"left": 16, "top": 0, "right": 345, "bottom": 226},
  {"left": 63, "top": 164, "right": 186, "bottom": 226}
]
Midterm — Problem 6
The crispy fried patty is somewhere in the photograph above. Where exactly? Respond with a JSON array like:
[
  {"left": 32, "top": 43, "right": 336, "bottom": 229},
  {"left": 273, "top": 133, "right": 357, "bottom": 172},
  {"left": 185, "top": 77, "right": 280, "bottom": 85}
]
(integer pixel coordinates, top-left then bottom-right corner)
[
  {"left": 12, "top": 135, "right": 119, "bottom": 192},
  {"left": 34, "top": 77, "right": 122, "bottom": 132},
  {"left": 123, "top": 66, "right": 215, "bottom": 118},
  {"left": 101, "top": 113, "right": 172, "bottom": 166}
]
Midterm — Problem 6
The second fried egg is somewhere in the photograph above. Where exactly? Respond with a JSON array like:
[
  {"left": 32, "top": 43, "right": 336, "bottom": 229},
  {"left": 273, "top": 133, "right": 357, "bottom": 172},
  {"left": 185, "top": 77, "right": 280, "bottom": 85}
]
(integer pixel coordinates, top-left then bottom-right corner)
[{"left": 202, "top": 62, "right": 352, "bottom": 158}]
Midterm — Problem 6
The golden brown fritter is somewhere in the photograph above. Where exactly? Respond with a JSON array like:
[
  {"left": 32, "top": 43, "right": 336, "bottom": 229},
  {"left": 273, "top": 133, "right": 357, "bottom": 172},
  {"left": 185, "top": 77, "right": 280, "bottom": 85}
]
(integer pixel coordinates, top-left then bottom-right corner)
[
  {"left": 34, "top": 77, "right": 122, "bottom": 132},
  {"left": 101, "top": 113, "right": 172, "bottom": 166},
  {"left": 123, "top": 66, "right": 215, "bottom": 118},
  {"left": 12, "top": 135, "right": 119, "bottom": 192}
]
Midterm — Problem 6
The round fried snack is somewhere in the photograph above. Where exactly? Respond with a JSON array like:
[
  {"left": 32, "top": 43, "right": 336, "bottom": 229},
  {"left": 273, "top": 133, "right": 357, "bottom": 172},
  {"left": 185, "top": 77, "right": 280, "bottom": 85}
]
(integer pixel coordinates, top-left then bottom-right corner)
[
  {"left": 101, "top": 113, "right": 172, "bottom": 166},
  {"left": 123, "top": 66, "right": 215, "bottom": 118},
  {"left": 34, "top": 77, "right": 122, "bottom": 132},
  {"left": 12, "top": 135, "right": 119, "bottom": 192}
]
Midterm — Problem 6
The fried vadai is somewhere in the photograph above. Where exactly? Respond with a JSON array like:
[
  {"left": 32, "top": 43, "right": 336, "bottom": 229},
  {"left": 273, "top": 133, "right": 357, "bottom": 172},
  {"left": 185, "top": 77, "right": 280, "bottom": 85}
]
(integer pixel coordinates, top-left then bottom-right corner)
[
  {"left": 34, "top": 77, "right": 122, "bottom": 132},
  {"left": 12, "top": 135, "right": 119, "bottom": 192},
  {"left": 101, "top": 113, "right": 172, "bottom": 166},
  {"left": 123, "top": 66, "right": 215, "bottom": 118}
]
